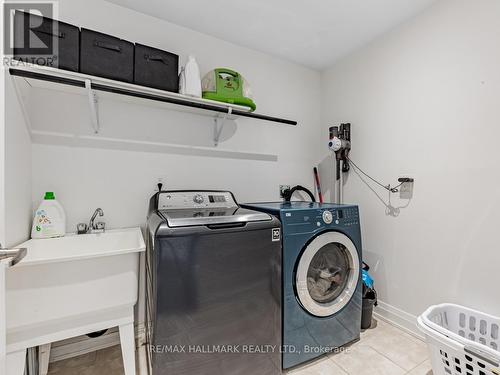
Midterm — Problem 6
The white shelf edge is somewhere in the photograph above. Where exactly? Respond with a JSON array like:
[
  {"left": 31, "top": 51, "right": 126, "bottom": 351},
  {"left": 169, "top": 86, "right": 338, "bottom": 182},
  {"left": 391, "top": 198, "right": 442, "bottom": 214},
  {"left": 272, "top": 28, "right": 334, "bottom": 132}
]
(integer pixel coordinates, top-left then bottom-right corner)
[
  {"left": 19, "top": 76, "right": 240, "bottom": 121},
  {"left": 8, "top": 62, "right": 252, "bottom": 113},
  {"left": 30, "top": 130, "right": 279, "bottom": 162},
  {"left": 8, "top": 62, "right": 286, "bottom": 160}
]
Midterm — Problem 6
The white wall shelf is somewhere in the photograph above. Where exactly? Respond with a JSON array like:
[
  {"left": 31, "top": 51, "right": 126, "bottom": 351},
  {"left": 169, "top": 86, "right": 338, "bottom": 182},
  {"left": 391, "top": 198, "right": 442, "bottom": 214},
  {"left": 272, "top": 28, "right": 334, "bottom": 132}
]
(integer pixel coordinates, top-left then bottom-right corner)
[
  {"left": 8, "top": 64, "right": 297, "bottom": 127},
  {"left": 8, "top": 63, "right": 284, "bottom": 162}
]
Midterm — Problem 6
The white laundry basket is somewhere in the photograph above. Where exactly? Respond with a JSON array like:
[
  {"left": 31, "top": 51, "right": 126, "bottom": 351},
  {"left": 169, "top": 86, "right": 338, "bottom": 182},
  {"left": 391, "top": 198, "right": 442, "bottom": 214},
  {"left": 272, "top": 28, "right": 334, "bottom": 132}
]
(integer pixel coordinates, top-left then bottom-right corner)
[{"left": 418, "top": 304, "right": 500, "bottom": 375}]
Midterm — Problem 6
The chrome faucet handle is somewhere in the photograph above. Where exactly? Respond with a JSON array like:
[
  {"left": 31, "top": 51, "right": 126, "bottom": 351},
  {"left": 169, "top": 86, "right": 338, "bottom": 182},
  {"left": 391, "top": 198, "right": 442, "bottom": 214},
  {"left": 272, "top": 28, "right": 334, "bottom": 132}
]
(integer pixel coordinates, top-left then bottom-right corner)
[
  {"left": 95, "top": 222, "right": 106, "bottom": 232},
  {"left": 77, "top": 223, "right": 88, "bottom": 234}
]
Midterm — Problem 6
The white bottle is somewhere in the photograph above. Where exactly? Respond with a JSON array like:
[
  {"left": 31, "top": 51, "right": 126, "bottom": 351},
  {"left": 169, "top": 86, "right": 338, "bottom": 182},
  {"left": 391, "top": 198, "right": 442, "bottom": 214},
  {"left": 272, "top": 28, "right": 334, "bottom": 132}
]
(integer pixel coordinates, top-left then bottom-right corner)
[
  {"left": 31, "top": 192, "right": 66, "bottom": 239},
  {"left": 178, "top": 66, "right": 186, "bottom": 95},
  {"left": 180, "top": 55, "right": 202, "bottom": 98}
]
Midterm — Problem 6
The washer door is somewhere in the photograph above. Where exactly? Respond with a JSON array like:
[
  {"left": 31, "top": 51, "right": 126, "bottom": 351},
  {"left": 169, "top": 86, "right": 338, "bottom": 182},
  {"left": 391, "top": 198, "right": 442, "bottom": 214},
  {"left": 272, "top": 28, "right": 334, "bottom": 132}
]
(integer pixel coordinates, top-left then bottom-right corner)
[{"left": 296, "top": 232, "right": 360, "bottom": 317}]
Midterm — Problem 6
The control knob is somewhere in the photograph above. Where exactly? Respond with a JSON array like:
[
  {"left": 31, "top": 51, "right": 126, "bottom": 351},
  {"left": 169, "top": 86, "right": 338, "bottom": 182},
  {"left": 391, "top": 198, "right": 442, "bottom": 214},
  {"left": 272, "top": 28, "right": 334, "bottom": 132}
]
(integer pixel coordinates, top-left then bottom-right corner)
[
  {"left": 193, "top": 194, "right": 204, "bottom": 204},
  {"left": 322, "top": 210, "right": 333, "bottom": 224}
]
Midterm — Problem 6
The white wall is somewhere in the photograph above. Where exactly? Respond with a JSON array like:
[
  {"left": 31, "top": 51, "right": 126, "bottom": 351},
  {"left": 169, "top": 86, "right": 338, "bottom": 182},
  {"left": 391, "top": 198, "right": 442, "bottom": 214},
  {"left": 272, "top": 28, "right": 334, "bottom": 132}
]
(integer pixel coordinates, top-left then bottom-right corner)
[
  {"left": 1, "top": 71, "right": 32, "bottom": 248},
  {"left": 321, "top": 0, "right": 500, "bottom": 319},
  {"left": 30, "top": 0, "right": 322, "bottom": 231},
  {"left": 0, "top": 70, "right": 5, "bottom": 248}
]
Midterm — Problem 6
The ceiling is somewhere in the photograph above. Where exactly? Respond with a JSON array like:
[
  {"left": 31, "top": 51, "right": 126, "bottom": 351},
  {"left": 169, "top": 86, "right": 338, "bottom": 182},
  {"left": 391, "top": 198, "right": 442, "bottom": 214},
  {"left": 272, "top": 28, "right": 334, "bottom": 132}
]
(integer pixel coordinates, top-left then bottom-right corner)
[{"left": 106, "top": 0, "right": 438, "bottom": 70}]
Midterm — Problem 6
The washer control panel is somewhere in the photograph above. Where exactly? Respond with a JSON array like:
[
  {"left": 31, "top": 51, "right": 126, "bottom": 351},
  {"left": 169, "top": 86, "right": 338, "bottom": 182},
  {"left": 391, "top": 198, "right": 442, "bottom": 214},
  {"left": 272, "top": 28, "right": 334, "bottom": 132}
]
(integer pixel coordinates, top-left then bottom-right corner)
[
  {"left": 158, "top": 191, "right": 237, "bottom": 209},
  {"left": 330, "top": 208, "right": 359, "bottom": 226},
  {"left": 315, "top": 208, "right": 359, "bottom": 227},
  {"left": 281, "top": 206, "right": 360, "bottom": 229}
]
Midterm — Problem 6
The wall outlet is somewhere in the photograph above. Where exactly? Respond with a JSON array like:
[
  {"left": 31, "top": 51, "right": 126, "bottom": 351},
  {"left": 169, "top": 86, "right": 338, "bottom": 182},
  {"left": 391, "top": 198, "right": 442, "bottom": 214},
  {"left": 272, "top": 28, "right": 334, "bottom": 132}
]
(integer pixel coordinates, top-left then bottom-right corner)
[
  {"left": 399, "top": 177, "right": 414, "bottom": 199},
  {"left": 279, "top": 185, "right": 291, "bottom": 198}
]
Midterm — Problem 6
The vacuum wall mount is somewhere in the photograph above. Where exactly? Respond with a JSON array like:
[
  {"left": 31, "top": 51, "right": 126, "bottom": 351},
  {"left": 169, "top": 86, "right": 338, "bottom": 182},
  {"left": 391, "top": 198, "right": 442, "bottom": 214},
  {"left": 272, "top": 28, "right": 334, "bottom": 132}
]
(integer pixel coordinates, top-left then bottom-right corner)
[{"left": 328, "top": 123, "right": 351, "bottom": 203}]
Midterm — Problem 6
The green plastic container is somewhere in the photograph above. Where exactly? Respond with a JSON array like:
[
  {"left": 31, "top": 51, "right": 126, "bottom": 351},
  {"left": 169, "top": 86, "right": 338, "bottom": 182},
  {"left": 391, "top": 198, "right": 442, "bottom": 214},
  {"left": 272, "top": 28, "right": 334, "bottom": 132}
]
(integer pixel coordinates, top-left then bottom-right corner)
[{"left": 201, "top": 68, "right": 256, "bottom": 111}]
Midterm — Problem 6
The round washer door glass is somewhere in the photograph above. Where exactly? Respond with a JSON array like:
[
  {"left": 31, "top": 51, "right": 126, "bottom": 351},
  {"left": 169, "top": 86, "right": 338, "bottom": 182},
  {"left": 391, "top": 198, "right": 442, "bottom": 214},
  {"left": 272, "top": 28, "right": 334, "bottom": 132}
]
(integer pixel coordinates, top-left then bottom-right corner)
[{"left": 296, "top": 232, "right": 360, "bottom": 317}]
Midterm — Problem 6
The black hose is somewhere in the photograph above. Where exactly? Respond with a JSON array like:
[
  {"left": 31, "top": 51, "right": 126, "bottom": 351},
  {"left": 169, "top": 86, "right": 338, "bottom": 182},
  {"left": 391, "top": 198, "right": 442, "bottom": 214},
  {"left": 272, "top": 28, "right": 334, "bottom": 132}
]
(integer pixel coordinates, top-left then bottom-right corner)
[{"left": 283, "top": 185, "right": 316, "bottom": 202}]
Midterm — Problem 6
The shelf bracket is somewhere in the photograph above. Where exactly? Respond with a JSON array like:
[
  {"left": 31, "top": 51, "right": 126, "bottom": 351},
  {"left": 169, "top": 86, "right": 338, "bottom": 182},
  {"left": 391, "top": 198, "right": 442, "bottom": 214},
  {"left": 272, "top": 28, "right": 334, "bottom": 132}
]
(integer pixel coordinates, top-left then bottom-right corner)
[
  {"left": 10, "top": 75, "right": 34, "bottom": 137},
  {"left": 85, "top": 79, "right": 100, "bottom": 134},
  {"left": 213, "top": 108, "right": 231, "bottom": 147}
]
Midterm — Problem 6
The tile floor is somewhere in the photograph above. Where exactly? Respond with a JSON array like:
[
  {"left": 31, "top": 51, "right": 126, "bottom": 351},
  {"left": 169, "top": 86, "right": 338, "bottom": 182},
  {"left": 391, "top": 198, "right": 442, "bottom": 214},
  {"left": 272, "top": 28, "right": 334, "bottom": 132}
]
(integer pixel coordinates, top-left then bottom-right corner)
[
  {"left": 47, "top": 345, "right": 124, "bottom": 375},
  {"left": 47, "top": 319, "right": 433, "bottom": 375}
]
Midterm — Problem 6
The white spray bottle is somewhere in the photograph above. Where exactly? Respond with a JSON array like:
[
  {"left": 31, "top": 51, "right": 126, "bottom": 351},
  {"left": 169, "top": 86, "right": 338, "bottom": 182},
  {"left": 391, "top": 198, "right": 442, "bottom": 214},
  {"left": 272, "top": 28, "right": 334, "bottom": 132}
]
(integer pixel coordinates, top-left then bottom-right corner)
[{"left": 179, "top": 55, "right": 202, "bottom": 98}]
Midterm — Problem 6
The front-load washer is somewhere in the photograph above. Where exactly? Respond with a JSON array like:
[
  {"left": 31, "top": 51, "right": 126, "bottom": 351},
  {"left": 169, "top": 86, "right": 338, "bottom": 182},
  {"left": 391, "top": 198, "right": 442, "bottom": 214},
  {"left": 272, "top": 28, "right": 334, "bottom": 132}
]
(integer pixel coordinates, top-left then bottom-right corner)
[
  {"left": 146, "top": 191, "right": 282, "bottom": 375},
  {"left": 241, "top": 201, "right": 362, "bottom": 369}
]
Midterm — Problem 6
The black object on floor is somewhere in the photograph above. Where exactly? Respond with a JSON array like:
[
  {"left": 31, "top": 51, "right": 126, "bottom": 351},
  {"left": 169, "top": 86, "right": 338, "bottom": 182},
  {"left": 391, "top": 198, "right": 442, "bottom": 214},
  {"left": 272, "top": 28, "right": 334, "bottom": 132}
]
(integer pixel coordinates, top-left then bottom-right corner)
[
  {"left": 361, "top": 261, "right": 378, "bottom": 329},
  {"left": 361, "top": 288, "right": 377, "bottom": 329}
]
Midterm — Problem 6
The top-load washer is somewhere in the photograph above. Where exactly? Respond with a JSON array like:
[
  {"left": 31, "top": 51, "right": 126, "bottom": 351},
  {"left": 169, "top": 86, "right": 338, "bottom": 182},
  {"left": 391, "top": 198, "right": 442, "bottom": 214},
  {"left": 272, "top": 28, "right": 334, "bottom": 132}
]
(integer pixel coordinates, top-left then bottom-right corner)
[
  {"left": 241, "top": 201, "right": 362, "bottom": 369},
  {"left": 146, "top": 191, "right": 282, "bottom": 375}
]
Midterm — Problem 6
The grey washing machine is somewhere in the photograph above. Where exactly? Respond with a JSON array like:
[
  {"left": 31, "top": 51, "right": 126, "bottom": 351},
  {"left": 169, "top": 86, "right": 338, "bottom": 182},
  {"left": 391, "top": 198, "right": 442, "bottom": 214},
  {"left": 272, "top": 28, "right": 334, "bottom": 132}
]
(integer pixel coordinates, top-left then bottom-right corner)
[
  {"left": 241, "top": 202, "right": 363, "bottom": 369},
  {"left": 146, "top": 191, "right": 282, "bottom": 375}
]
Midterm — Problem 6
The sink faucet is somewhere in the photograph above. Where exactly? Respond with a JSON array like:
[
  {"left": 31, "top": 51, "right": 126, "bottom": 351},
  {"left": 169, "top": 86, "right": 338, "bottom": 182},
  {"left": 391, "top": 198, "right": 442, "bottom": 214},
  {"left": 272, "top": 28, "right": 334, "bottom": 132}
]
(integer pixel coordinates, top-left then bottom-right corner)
[
  {"left": 77, "top": 208, "right": 105, "bottom": 234},
  {"left": 89, "top": 208, "right": 104, "bottom": 230}
]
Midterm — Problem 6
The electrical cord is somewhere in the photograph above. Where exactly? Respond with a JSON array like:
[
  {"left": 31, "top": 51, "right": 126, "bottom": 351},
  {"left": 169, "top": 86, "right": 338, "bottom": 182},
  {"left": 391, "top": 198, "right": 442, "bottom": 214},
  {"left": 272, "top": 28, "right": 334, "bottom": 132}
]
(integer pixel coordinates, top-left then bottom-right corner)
[
  {"left": 346, "top": 156, "right": 401, "bottom": 193},
  {"left": 283, "top": 185, "right": 316, "bottom": 202},
  {"left": 349, "top": 163, "right": 409, "bottom": 217}
]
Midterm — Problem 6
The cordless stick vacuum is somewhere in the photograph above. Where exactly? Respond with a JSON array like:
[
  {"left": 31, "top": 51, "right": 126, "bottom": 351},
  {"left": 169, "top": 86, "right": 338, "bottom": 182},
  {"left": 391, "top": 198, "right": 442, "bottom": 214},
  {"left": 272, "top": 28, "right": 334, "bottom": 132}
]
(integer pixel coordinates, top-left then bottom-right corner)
[{"left": 328, "top": 123, "right": 351, "bottom": 204}]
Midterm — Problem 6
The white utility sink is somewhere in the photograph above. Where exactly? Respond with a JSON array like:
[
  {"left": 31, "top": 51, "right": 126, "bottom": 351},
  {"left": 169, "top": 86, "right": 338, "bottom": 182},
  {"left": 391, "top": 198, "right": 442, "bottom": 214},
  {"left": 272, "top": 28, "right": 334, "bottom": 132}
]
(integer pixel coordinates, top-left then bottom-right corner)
[
  {"left": 16, "top": 227, "right": 145, "bottom": 266},
  {"left": 5, "top": 227, "right": 145, "bottom": 375}
]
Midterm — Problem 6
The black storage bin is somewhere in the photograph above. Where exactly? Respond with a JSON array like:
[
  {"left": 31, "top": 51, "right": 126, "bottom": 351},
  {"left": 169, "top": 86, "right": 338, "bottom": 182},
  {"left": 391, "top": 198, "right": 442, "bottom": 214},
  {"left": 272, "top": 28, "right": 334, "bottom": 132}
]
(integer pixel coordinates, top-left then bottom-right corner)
[
  {"left": 80, "top": 29, "right": 134, "bottom": 83},
  {"left": 361, "top": 289, "right": 377, "bottom": 330},
  {"left": 13, "top": 11, "right": 80, "bottom": 71},
  {"left": 134, "top": 43, "right": 179, "bottom": 92}
]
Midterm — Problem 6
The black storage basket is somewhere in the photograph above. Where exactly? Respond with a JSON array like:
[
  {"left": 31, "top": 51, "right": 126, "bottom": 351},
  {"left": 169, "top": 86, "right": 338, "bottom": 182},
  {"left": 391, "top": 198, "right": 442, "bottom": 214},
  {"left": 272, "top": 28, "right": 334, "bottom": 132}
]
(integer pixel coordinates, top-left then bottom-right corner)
[
  {"left": 13, "top": 11, "right": 80, "bottom": 71},
  {"left": 134, "top": 43, "right": 179, "bottom": 92},
  {"left": 80, "top": 28, "right": 134, "bottom": 83}
]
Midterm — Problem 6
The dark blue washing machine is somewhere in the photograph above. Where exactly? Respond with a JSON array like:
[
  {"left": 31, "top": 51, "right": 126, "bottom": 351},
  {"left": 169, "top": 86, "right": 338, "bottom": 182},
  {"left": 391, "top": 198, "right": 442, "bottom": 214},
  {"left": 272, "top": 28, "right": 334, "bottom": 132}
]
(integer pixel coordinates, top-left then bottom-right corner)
[{"left": 241, "top": 202, "right": 362, "bottom": 370}]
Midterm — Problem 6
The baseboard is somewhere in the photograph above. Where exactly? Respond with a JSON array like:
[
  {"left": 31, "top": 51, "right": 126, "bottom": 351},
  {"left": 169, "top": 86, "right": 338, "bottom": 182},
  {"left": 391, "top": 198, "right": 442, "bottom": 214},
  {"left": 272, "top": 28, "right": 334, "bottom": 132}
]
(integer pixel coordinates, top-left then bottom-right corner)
[
  {"left": 374, "top": 300, "right": 425, "bottom": 341},
  {"left": 49, "top": 321, "right": 146, "bottom": 363}
]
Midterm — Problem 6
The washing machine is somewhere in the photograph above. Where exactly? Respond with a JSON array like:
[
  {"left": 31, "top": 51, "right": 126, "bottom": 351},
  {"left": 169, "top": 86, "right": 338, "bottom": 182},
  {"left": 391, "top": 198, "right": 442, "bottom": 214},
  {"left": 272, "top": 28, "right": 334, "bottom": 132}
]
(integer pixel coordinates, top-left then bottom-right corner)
[
  {"left": 241, "top": 201, "right": 362, "bottom": 369},
  {"left": 146, "top": 191, "right": 282, "bottom": 374}
]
